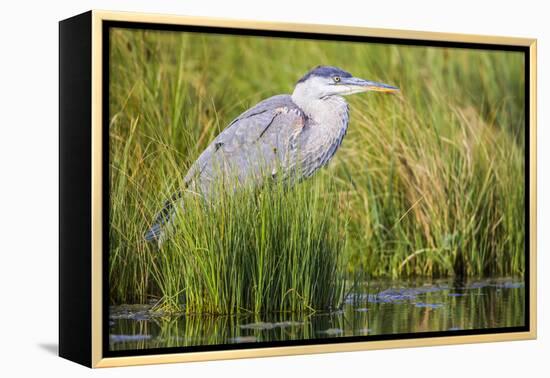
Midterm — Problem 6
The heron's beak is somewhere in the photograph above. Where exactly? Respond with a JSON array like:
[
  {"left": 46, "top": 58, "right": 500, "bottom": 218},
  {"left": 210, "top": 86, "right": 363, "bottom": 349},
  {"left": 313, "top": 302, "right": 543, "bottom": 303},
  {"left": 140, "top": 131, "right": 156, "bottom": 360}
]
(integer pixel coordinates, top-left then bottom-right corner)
[{"left": 341, "top": 77, "right": 399, "bottom": 94}]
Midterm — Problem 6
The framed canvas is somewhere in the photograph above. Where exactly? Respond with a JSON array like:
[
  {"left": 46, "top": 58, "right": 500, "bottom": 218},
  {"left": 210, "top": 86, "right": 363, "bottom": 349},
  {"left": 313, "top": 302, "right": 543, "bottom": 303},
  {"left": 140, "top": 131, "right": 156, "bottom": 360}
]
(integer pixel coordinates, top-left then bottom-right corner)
[{"left": 59, "top": 10, "right": 537, "bottom": 368}]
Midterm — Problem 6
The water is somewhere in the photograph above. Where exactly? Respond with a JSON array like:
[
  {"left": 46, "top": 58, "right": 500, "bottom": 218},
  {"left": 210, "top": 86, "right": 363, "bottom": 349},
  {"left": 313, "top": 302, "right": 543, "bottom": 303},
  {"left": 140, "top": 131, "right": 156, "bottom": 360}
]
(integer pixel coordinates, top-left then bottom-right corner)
[{"left": 109, "top": 277, "right": 525, "bottom": 351}]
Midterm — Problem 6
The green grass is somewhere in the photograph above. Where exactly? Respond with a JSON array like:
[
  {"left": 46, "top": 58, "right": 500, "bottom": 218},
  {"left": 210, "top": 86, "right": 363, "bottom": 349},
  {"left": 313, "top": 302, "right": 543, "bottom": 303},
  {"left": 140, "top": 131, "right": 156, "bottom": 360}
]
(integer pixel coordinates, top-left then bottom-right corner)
[
  {"left": 151, "top": 176, "right": 347, "bottom": 314},
  {"left": 108, "top": 28, "right": 525, "bottom": 310}
]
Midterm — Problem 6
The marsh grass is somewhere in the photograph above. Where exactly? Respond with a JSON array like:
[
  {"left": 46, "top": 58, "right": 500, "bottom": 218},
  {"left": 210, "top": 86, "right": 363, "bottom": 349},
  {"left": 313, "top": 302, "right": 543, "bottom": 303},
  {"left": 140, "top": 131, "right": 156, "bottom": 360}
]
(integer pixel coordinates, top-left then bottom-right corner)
[
  {"left": 150, "top": 176, "right": 347, "bottom": 314},
  {"left": 108, "top": 28, "right": 525, "bottom": 310}
]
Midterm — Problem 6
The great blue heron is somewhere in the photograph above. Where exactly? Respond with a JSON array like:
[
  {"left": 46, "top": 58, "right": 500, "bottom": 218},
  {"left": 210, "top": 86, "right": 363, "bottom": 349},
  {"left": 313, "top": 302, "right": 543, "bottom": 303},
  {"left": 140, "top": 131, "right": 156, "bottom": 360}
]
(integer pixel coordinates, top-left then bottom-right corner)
[{"left": 145, "top": 65, "right": 398, "bottom": 243}]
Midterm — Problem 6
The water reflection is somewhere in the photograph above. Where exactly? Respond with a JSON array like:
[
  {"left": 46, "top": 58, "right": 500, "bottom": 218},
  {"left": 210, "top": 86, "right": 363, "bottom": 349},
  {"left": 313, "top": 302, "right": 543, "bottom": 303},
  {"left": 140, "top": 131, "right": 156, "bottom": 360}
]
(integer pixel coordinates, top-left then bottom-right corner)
[{"left": 109, "top": 277, "right": 525, "bottom": 351}]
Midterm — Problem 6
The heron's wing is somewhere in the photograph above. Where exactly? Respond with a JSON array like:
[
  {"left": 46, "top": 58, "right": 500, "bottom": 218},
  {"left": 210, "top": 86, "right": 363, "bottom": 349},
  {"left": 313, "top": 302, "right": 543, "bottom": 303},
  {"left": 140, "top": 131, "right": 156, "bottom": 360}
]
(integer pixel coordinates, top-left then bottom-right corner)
[
  {"left": 144, "top": 95, "right": 305, "bottom": 243},
  {"left": 184, "top": 94, "right": 306, "bottom": 194}
]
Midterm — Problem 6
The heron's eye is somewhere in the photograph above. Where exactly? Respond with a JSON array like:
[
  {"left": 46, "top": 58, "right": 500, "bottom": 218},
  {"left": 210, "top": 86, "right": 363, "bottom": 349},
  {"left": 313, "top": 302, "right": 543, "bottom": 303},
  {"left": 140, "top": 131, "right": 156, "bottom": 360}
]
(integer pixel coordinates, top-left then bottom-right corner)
[{"left": 333, "top": 76, "right": 341, "bottom": 83}]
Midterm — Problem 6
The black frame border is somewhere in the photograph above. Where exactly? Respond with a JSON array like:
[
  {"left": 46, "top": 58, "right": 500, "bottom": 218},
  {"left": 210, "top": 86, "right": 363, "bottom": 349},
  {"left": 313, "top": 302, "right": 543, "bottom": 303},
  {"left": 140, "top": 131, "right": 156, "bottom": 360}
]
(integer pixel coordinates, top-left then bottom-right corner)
[
  {"left": 101, "top": 20, "right": 531, "bottom": 359},
  {"left": 59, "top": 11, "right": 93, "bottom": 367}
]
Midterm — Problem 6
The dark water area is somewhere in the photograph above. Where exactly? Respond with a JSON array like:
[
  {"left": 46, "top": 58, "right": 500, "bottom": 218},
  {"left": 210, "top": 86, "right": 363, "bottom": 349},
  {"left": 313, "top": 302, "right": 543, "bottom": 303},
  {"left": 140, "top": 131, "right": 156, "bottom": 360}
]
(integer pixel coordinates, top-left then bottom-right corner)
[{"left": 109, "top": 277, "right": 525, "bottom": 351}]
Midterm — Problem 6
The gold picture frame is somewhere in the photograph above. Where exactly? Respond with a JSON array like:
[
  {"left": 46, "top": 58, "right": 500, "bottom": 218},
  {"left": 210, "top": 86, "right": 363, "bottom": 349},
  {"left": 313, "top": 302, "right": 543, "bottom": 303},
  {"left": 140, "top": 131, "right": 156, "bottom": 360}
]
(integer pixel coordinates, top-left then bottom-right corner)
[{"left": 59, "top": 10, "right": 537, "bottom": 368}]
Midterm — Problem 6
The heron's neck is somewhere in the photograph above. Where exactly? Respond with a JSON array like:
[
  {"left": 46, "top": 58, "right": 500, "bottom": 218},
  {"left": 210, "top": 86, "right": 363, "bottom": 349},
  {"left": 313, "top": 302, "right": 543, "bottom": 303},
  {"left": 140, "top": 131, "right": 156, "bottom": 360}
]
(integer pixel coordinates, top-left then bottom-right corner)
[
  {"left": 290, "top": 92, "right": 350, "bottom": 178},
  {"left": 291, "top": 93, "right": 348, "bottom": 125}
]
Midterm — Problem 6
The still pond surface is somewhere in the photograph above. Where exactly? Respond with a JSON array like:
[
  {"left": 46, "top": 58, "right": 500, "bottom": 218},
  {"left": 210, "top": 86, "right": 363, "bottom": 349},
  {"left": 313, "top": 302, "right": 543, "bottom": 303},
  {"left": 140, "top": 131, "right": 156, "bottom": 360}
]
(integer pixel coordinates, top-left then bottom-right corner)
[{"left": 109, "top": 277, "right": 524, "bottom": 351}]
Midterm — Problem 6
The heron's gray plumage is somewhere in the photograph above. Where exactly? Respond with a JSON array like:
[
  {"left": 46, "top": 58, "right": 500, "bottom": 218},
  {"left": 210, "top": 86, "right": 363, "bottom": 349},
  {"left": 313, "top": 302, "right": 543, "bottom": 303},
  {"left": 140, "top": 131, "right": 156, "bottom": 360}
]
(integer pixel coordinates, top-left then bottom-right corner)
[
  {"left": 185, "top": 94, "right": 307, "bottom": 191},
  {"left": 145, "top": 66, "right": 398, "bottom": 243}
]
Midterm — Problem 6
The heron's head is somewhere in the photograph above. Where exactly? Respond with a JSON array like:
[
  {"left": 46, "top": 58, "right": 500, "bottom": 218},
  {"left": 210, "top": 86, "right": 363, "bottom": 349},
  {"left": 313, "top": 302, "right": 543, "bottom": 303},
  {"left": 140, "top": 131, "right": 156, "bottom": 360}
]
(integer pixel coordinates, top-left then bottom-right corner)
[{"left": 293, "top": 66, "right": 398, "bottom": 100}]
